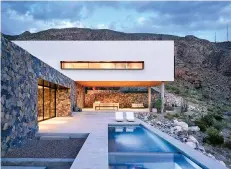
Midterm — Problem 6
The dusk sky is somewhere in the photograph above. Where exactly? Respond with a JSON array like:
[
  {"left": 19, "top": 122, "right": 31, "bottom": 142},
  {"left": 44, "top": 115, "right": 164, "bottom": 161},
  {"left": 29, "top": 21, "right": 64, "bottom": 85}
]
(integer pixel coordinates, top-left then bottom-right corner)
[{"left": 1, "top": 1, "right": 231, "bottom": 42}]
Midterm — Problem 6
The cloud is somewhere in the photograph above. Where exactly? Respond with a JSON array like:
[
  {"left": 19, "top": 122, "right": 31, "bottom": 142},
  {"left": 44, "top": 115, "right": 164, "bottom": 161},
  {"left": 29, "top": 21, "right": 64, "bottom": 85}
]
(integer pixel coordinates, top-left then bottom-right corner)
[
  {"left": 1, "top": 5, "right": 86, "bottom": 34},
  {"left": 1, "top": 1, "right": 231, "bottom": 41},
  {"left": 96, "top": 24, "right": 108, "bottom": 29},
  {"left": 137, "top": 17, "right": 146, "bottom": 25}
]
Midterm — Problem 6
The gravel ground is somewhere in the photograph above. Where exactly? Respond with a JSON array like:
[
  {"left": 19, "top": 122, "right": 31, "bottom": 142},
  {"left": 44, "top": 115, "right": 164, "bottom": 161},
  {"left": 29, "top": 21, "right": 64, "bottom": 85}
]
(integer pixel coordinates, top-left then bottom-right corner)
[{"left": 4, "top": 138, "right": 86, "bottom": 158}]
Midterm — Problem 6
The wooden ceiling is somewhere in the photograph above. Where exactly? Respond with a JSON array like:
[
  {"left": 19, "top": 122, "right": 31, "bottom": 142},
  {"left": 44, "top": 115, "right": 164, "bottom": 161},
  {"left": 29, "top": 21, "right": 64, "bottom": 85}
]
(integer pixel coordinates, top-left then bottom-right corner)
[{"left": 77, "top": 81, "right": 163, "bottom": 87}]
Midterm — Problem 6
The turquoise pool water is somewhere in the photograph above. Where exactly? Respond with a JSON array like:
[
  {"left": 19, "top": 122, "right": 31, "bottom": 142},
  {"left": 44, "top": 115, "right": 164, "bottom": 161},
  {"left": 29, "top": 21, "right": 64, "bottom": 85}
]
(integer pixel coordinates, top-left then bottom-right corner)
[{"left": 108, "top": 125, "right": 203, "bottom": 169}]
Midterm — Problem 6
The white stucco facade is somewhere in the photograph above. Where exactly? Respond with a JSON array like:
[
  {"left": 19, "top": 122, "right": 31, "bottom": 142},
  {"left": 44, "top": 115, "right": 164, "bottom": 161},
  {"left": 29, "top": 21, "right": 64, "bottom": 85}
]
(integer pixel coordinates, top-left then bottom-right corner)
[{"left": 13, "top": 41, "right": 174, "bottom": 82}]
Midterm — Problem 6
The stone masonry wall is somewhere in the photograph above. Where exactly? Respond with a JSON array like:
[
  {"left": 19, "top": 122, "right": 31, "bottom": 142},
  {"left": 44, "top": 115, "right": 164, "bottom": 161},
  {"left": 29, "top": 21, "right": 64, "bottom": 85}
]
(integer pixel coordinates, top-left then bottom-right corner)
[
  {"left": 1, "top": 36, "right": 76, "bottom": 155},
  {"left": 85, "top": 90, "right": 156, "bottom": 108},
  {"left": 56, "top": 88, "right": 71, "bottom": 116}
]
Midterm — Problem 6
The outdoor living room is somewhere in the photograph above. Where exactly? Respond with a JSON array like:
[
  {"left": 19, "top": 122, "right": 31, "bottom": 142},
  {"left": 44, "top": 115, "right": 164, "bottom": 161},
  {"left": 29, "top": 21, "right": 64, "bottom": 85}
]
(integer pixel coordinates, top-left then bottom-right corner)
[{"left": 76, "top": 84, "right": 159, "bottom": 112}]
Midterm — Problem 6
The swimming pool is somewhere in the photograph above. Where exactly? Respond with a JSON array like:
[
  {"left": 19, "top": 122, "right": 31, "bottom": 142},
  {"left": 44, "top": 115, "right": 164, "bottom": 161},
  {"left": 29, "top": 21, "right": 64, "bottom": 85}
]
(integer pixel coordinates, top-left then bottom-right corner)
[{"left": 108, "top": 125, "right": 203, "bottom": 169}]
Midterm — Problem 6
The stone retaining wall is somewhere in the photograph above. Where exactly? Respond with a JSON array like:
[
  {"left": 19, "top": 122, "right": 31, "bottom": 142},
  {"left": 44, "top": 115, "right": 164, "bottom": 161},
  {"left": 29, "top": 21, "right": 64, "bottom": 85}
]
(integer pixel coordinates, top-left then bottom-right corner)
[
  {"left": 85, "top": 90, "right": 156, "bottom": 108},
  {"left": 1, "top": 36, "right": 76, "bottom": 155}
]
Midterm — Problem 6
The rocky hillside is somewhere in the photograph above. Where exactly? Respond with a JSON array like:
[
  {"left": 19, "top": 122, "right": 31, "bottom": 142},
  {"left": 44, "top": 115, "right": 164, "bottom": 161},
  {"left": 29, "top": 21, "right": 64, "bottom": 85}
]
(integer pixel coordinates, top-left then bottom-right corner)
[{"left": 2, "top": 28, "right": 231, "bottom": 109}]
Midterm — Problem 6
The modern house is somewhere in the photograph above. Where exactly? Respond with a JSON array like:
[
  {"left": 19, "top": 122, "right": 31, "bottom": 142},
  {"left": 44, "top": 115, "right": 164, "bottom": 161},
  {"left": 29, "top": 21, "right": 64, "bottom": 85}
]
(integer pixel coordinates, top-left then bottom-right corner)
[
  {"left": 1, "top": 37, "right": 174, "bottom": 154},
  {"left": 2, "top": 36, "right": 228, "bottom": 169},
  {"left": 13, "top": 40, "right": 174, "bottom": 111}
]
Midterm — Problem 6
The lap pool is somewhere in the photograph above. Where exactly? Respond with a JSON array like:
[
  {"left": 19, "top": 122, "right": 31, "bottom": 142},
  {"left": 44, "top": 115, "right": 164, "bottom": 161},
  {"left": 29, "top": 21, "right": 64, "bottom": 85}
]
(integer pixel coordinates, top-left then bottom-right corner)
[{"left": 108, "top": 125, "right": 203, "bottom": 169}]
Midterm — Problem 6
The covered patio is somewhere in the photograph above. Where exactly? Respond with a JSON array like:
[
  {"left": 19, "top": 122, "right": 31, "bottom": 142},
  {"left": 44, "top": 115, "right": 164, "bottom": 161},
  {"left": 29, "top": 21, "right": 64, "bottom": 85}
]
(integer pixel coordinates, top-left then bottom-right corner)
[{"left": 76, "top": 81, "right": 166, "bottom": 112}]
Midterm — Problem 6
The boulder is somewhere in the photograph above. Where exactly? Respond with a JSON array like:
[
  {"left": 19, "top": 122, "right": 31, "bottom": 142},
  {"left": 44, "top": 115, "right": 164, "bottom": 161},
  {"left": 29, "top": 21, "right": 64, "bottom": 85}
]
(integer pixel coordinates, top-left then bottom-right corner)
[
  {"left": 186, "top": 141, "right": 197, "bottom": 149},
  {"left": 148, "top": 122, "right": 153, "bottom": 126},
  {"left": 198, "top": 145, "right": 205, "bottom": 153},
  {"left": 207, "top": 153, "right": 216, "bottom": 159},
  {"left": 187, "top": 135, "right": 199, "bottom": 145},
  {"left": 144, "top": 116, "right": 148, "bottom": 121},
  {"left": 170, "top": 126, "right": 183, "bottom": 134},
  {"left": 219, "top": 161, "right": 226, "bottom": 167},
  {"left": 188, "top": 126, "right": 200, "bottom": 132},
  {"left": 157, "top": 121, "right": 162, "bottom": 125},
  {"left": 173, "top": 120, "right": 188, "bottom": 131}
]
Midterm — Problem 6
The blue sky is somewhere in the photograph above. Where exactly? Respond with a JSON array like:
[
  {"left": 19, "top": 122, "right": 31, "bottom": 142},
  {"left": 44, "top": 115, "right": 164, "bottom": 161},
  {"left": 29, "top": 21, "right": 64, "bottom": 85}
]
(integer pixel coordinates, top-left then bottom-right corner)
[{"left": 1, "top": 1, "right": 231, "bottom": 42}]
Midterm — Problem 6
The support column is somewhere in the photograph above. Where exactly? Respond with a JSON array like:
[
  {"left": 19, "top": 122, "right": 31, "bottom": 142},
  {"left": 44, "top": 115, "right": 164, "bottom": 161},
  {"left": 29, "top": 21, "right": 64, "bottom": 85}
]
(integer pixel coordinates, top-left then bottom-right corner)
[
  {"left": 161, "top": 81, "right": 165, "bottom": 113},
  {"left": 148, "top": 87, "right": 152, "bottom": 112},
  {"left": 77, "top": 83, "right": 85, "bottom": 109}
]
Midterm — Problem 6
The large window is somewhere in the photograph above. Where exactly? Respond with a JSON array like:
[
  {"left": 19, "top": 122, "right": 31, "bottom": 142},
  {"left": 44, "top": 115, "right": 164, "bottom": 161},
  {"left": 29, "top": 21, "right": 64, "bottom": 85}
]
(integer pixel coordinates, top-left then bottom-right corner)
[
  {"left": 60, "top": 61, "right": 144, "bottom": 70},
  {"left": 38, "top": 79, "right": 56, "bottom": 122}
]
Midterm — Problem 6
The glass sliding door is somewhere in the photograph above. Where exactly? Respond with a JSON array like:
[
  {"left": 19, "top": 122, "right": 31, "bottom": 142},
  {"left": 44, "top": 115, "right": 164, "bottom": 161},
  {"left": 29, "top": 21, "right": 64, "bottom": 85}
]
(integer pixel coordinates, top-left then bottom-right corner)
[{"left": 38, "top": 79, "right": 56, "bottom": 122}]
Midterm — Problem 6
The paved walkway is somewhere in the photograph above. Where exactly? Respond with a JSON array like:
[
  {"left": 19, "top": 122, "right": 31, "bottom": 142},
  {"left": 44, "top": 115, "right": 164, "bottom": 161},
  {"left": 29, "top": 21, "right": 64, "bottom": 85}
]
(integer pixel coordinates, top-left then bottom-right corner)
[{"left": 38, "top": 112, "right": 138, "bottom": 169}]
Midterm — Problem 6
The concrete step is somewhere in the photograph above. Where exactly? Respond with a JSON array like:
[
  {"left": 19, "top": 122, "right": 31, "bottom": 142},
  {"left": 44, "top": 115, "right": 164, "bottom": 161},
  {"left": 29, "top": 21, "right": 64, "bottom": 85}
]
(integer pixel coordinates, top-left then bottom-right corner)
[
  {"left": 39, "top": 135, "right": 70, "bottom": 140},
  {"left": 36, "top": 132, "right": 88, "bottom": 139},
  {"left": 2, "top": 166, "right": 46, "bottom": 169}
]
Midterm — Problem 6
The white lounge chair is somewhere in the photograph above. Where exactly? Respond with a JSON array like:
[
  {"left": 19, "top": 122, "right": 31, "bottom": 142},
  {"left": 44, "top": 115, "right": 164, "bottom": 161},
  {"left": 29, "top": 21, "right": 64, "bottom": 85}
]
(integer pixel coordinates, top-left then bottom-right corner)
[
  {"left": 126, "top": 112, "right": 135, "bottom": 122},
  {"left": 115, "top": 112, "right": 124, "bottom": 122}
]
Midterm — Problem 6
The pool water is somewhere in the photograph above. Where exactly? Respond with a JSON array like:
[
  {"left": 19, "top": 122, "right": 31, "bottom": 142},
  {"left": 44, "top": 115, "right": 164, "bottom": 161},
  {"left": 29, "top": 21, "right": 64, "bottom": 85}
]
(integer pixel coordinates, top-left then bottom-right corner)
[
  {"left": 108, "top": 125, "right": 203, "bottom": 169},
  {"left": 108, "top": 125, "right": 178, "bottom": 153}
]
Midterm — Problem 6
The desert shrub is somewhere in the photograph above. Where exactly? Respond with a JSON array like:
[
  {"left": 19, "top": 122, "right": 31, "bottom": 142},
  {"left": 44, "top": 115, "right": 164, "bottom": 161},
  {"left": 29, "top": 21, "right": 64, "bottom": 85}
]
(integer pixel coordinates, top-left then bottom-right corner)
[
  {"left": 164, "top": 113, "right": 180, "bottom": 120},
  {"left": 180, "top": 99, "right": 188, "bottom": 113},
  {"left": 194, "top": 120, "right": 207, "bottom": 132},
  {"left": 202, "top": 93, "right": 210, "bottom": 99},
  {"left": 173, "top": 89, "right": 180, "bottom": 94},
  {"left": 207, "top": 107, "right": 213, "bottom": 112},
  {"left": 212, "top": 112, "right": 224, "bottom": 121},
  {"left": 201, "top": 114, "right": 214, "bottom": 126},
  {"left": 154, "top": 99, "right": 162, "bottom": 113},
  {"left": 195, "top": 112, "right": 226, "bottom": 132},
  {"left": 165, "top": 85, "right": 180, "bottom": 94},
  {"left": 194, "top": 113, "right": 214, "bottom": 132},
  {"left": 212, "top": 120, "right": 227, "bottom": 130},
  {"left": 173, "top": 113, "right": 180, "bottom": 118},
  {"left": 165, "top": 104, "right": 174, "bottom": 111},
  {"left": 224, "top": 140, "right": 231, "bottom": 149},
  {"left": 204, "top": 127, "right": 224, "bottom": 145},
  {"left": 164, "top": 113, "right": 173, "bottom": 120}
]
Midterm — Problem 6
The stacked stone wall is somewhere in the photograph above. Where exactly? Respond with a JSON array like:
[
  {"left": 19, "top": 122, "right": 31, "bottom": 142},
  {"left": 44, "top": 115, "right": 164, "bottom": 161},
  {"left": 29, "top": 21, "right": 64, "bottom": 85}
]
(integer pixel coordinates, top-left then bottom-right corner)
[
  {"left": 85, "top": 90, "right": 156, "bottom": 108},
  {"left": 56, "top": 89, "right": 71, "bottom": 116},
  {"left": 1, "top": 37, "right": 76, "bottom": 155}
]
